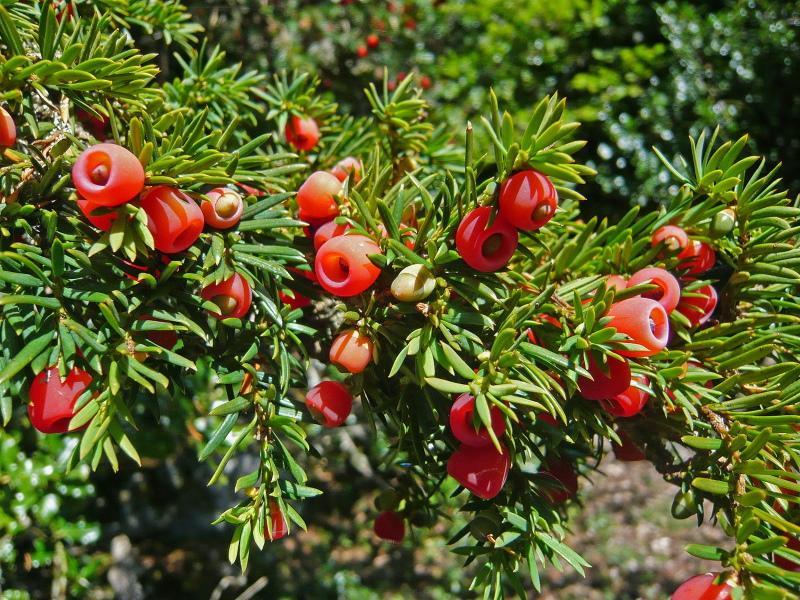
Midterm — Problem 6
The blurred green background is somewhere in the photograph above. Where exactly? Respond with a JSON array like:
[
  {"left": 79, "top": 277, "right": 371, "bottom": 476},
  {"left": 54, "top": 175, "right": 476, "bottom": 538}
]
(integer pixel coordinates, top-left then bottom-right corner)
[{"left": 2, "top": 1, "right": 798, "bottom": 598}]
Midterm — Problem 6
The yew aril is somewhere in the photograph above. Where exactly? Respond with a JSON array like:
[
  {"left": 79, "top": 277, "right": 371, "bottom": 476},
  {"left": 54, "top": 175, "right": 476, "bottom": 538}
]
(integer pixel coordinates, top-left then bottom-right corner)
[
  {"left": 285, "top": 115, "right": 320, "bottom": 152},
  {"left": 266, "top": 499, "right": 288, "bottom": 541},
  {"left": 627, "top": 267, "right": 681, "bottom": 313},
  {"left": 72, "top": 143, "right": 145, "bottom": 206},
  {"left": 28, "top": 366, "right": 93, "bottom": 434},
  {"left": 671, "top": 573, "right": 734, "bottom": 600},
  {"left": 600, "top": 374, "right": 649, "bottom": 418},
  {"left": 329, "top": 329, "right": 374, "bottom": 374},
  {"left": 679, "top": 240, "right": 716, "bottom": 275},
  {"left": 315, "top": 234, "right": 382, "bottom": 297},
  {"left": 77, "top": 198, "right": 119, "bottom": 231},
  {"left": 677, "top": 284, "right": 718, "bottom": 327},
  {"left": 330, "top": 156, "right": 363, "bottom": 182},
  {"left": 447, "top": 443, "right": 511, "bottom": 500},
  {"left": 498, "top": 169, "right": 558, "bottom": 231},
  {"left": 607, "top": 297, "right": 669, "bottom": 357},
  {"left": 313, "top": 219, "right": 351, "bottom": 251},
  {"left": 305, "top": 381, "right": 353, "bottom": 428},
  {"left": 296, "top": 171, "right": 342, "bottom": 220},
  {"left": 139, "top": 186, "right": 204, "bottom": 254},
  {"left": 449, "top": 393, "right": 506, "bottom": 448},
  {"left": 577, "top": 354, "right": 632, "bottom": 401},
  {"left": 0, "top": 106, "right": 16, "bottom": 147},
  {"left": 455, "top": 207, "right": 518, "bottom": 272},
  {"left": 651, "top": 225, "right": 689, "bottom": 254},
  {"left": 200, "top": 273, "right": 252, "bottom": 320},
  {"left": 374, "top": 511, "right": 405, "bottom": 543},
  {"left": 201, "top": 188, "right": 244, "bottom": 229}
]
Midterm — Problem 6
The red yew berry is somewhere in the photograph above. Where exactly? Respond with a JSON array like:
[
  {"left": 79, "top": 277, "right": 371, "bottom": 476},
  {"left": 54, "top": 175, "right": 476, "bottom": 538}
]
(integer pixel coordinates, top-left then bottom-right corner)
[
  {"left": 279, "top": 289, "right": 311, "bottom": 309},
  {"left": 28, "top": 366, "right": 92, "bottom": 434},
  {"left": 420, "top": 75, "right": 432, "bottom": 89},
  {"left": 77, "top": 198, "right": 119, "bottom": 231},
  {"left": 671, "top": 573, "right": 734, "bottom": 600},
  {"left": 297, "top": 171, "right": 343, "bottom": 220},
  {"left": 72, "top": 143, "right": 145, "bottom": 206},
  {"left": 404, "top": 17, "right": 417, "bottom": 30},
  {"left": 76, "top": 109, "right": 110, "bottom": 140},
  {"left": 447, "top": 443, "right": 511, "bottom": 500},
  {"left": 330, "top": 156, "right": 363, "bottom": 182},
  {"left": 679, "top": 240, "right": 716, "bottom": 275},
  {"left": 201, "top": 188, "right": 244, "bottom": 230},
  {"left": 600, "top": 374, "right": 649, "bottom": 418},
  {"left": 540, "top": 458, "right": 579, "bottom": 504},
  {"left": 284, "top": 115, "right": 320, "bottom": 152},
  {"left": 775, "top": 536, "right": 800, "bottom": 571},
  {"left": 606, "top": 274, "right": 628, "bottom": 293},
  {"left": 374, "top": 511, "right": 405, "bottom": 543},
  {"left": 266, "top": 499, "right": 288, "bottom": 541},
  {"left": 366, "top": 33, "right": 379, "bottom": 48},
  {"left": 651, "top": 225, "right": 689, "bottom": 254},
  {"left": 498, "top": 169, "right": 558, "bottom": 231},
  {"left": 329, "top": 329, "right": 374, "bottom": 374},
  {"left": 455, "top": 206, "right": 519, "bottom": 272},
  {"left": 578, "top": 354, "right": 632, "bottom": 401},
  {"left": 607, "top": 297, "right": 669, "bottom": 357},
  {"left": 139, "top": 186, "right": 204, "bottom": 254},
  {"left": 138, "top": 316, "right": 178, "bottom": 349},
  {"left": 449, "top": 393, "right": 506, "bottom": 448},
  {"left": 627, "top": 267, "right": 681, "bottom": 313},
  {"left": 676, "top": 284, "right": 718, "bottom": 327},
  {"left": 315, "top": 234, "right": 382, "bottom": 297},
  {"left": 305, "top": 381, "right": 353, "bottom": 427},
  {"left": 201, "top": 273, "right": 252, "bottom": 320},
  {"left": 313, "top": 219, "right": 351, "bottom": 251},
  {"left": 612, "top": 431, "right": 646, "bottom": 461},
  {"left": 0, "top": 106, "right": 16, "bottom": 147},
  {"left": 356, "top": 45, "right": 369, "bottom": 58}
]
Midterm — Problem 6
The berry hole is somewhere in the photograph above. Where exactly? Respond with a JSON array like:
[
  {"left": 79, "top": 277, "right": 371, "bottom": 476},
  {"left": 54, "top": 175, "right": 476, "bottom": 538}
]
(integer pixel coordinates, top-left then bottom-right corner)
[
  {"left": 482, "top": 233, "right": 504, "bottom": 257},
  {"left": 322, "top": 254, "right": 350, "bottom": 283}
]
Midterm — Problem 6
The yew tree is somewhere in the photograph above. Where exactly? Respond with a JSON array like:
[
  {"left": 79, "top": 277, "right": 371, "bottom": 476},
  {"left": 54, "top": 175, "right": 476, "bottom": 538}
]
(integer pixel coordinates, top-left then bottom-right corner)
[{"left": 1, "top": 3, "right": 800, "bottom": 599}]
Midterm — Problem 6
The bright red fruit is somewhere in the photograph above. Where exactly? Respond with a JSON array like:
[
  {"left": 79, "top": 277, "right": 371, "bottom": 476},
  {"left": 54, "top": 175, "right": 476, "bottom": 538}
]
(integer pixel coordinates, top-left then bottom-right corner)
[
  {"left": 578, "top": 354, "right": 632, "bottom": 401},
  {"left": 366, "top": 33, "right": 379, "bottom": 48},
  {"left": 775, "top": 536, "right": 800, "bottom": 571},
  {"left": 77, "top": 198, "right": 119, "bottom": 231},
  {"left": 305, "top": 381, "right": 353, "bottom": 427},
  {"left": 313, "top": 219, "right": 351, "bottom": 251},
  {"left": 266, "top": 500, "right": 288, "bottom": 541},
  {"left": 279, "top": 290, "right": 311, "bottom": 309},
  {"left": 72, "top": 143, "right": 145, "bottom": 206},
  {"left": 297, "top": 171, "right": 342, "bottom": 220},
  {"left": 200, "top": 273, "right": 252, "bottom": 320},
  {"left": 28, "top": 366, "right": 92, "bottom": 434},
  {"left": 498, "top": 169, "right": 558, "bottom": 231},
  {"left": 651, "top": 225, "right": 689, "bottom": 254},
  {"left": 447, "top": 443, "right": 511, "bottom": 500},
  {"left": 356, "top": 45, "right": 368, "bottom": 58},
  {"left": 627, "top": 267, "right": 681, "bottom": 313},
  {"left": 600, "top": 374, "right": 649, "bottom": 418},
  {"left": 284, "top": 115, "right": 320, "bottom": 152},
  {"left": 374, "top": 511, "right": 405, "bottom": 543},
  {"left": 606, "top": 275, "right": 628, "bottom": 293},
  {"left": 420, "top": 75, "right": 432, "bottom": 89},
  {"left": 612, "top": 431, "right": 646, "bottom": 461},
  {"left": 0, "top": 106, "right": 16, "bottom": 147},
  {"left": 139, "top": 186, "right": 204, "bottom": 253},
  {"left": 679, "top": 240, "right": 716, "bottom": 275},
  {"left": 540, "top": 458, "right": 579, "bottom": 504},
  {"left": 455, "top": 206, "right": 518, "bottom": 272},
  {"left": 449, "top": 393, "right": 506, "bottom": 448},
  {"left": 330, "top": 329, "right": 374, "bottom": 374},
  {"left": 676, "top": 284, "right": 718, "bottom": 327},
  {"left": 315, "top": 234, "right": 382, "bottom": 297},
  {"left": 671, "top": 573, "right": 734, "bottom": 600},
  {"left": 330, "top": 156, "right": 363, "bottom": 182},
  {"left": 607, "top": 297, "right": 669, "bottom": 357},
  {"left": 201, "top": 188, "right": 243, "bottom": 229}
]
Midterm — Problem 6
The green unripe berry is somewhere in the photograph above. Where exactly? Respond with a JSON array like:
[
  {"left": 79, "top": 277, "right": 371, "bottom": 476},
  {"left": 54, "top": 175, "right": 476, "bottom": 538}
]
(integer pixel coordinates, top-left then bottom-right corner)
[
  {"left": 671, "top": 489, "right": 698, "bottom": 520},
  {"left": 710, "top": 208, "right": 735, "bottom": 238}
]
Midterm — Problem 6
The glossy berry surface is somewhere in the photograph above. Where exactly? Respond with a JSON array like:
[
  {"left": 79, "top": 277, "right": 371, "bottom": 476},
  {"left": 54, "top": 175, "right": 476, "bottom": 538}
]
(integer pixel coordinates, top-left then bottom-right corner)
[
  {"left": 284, "top": 115, "right": 320, "bottom": 151},
  {"left": 540, "top": 458, "right": 579, "bottom": 504},
  {"left": 329, "top": 329, "right": 374, "bottom": 374},
  {"left": 679, "top": 240, "right": 716, "bottom": 275},
  {"left": 449, "top": 393, "right": 506, "bottom": 447},
  {"left": 607, "top": 297, "right": 669, "bottom": 357},
  {"left": 330, "top": 156, "right": 363, "bottom": 182},
  {"left": 677, "top": 284, "right": 718, "bottom": 327},
  {"left": 651, "top": 225, "right": 689, "bottom": 254},
  {"left": 266, "top": 500, "right": 288, "bottom": 541},
  {"left": 366, "top": 33, "right": 380, "bottom": 48},
  {"left": 297, "top": 171, "right": 342, "bottom": 220},
  {"left": 447, "top": 443, "right": 510, "bottom": 500},
  {"left": 627, "top": 267, "right": 681, "bottom": 313},
  {"left": 390, "top": 263, "right": 436, "bottom": 302},
  {"left": 374, "top": 511, "right": 405, "bottom": 543},
  {"left": 315, "top": 234, "right": 382, "bottom": 297},
  {"left": 775, "top": 536, "right": 800, "bottom": 571},
  {"left": 138, "top": 316, "right": 178, "bottom": 349},
  {"left": 0, "top": 106, "right": 16, "bottom": 147},
  {"left": 77, "top": 198, "right": 119, "bottom": 231},
  {"left": 606, "top": 274, "right": 628, "bottom": 293},
  {"left": 201, "top": 188, "right": 243, "bottom": 229},
  {"left": 305, "top": 381, "right": 353, "bottom": 427},
  {"left": 313, "top": 219, "right": 351, "bottom": 251},
  {"left": 455, "top": 206, "right": 518, "bottom": 272},
  {"left": 612, "top": 431, "right": 646, "bottom": 461},
  {"left": 139, "top": 186, "right": 204, "bottom": 254},
  {"left": 28, "top": 366, "right": 92, "bottom": 434},
  {"left": 200, "top": 273, "right": 252, "bottom": 320},
  {"left": 71, "top": 143, "right": 145, "bottom": 206},
  {"left": 578, "top": 354, "right": 631, "bottom": 400},
  {"left": 671, "top": 573, "right": 733, "bottom": 600},
  {"left": 498, "top": 169, "right": 558, "bottom": 231},
  {"left": 600, "top": 374, "right": 649, "bottom": 418}
]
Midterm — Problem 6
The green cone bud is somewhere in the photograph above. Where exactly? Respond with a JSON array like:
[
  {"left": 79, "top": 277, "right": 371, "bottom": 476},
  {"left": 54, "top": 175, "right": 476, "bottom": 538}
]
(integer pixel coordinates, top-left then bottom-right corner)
[
  {"left": 391, "top": 264, "right": 436, "bottom": 302},
  {"left": 671, "top": 489, "right": 698, "bottom": 520}
]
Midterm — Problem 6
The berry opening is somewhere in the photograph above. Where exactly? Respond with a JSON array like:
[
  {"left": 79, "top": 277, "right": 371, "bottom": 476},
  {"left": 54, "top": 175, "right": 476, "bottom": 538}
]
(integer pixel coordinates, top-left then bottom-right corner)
[
  {"left": 90, "top": 163, "right": 110, "bottom": 185},
  {"left": 482, "top": 233, "right": 504, "bottom": 257},
  {"left": 532, "top": 203, "right": 552, "bottom": 222},
  {"left": 321, "top": 253, "right": 350, "bottom": 283},
  {"left": 173, "top": 224, "right": 202, "bottom": 251},
  {"left": 213, "top": 295, "right": 239, "bottom": 316}
]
